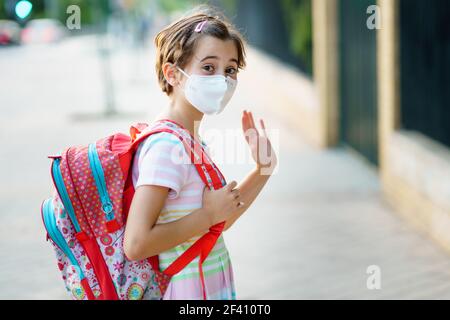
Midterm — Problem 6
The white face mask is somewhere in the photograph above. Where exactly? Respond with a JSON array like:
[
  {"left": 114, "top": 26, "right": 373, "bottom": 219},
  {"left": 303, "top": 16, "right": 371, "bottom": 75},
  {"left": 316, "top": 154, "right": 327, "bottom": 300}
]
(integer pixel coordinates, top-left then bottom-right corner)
[{"left": 177, "top": 67, "right": 237, "bottom": 115}]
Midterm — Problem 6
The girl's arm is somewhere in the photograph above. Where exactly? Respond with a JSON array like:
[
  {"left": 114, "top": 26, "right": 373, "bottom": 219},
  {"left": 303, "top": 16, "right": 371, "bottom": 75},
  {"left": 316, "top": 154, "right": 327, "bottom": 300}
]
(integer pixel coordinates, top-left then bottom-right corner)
[
  {"left": 223, "top": 165, "right": 272, "bottom": 231},
  {"left": 223, "top": 110, "right": 278, "bottom": 231},
  {"left": 124, "top": 181, "right": 241, "bottom": 261}
]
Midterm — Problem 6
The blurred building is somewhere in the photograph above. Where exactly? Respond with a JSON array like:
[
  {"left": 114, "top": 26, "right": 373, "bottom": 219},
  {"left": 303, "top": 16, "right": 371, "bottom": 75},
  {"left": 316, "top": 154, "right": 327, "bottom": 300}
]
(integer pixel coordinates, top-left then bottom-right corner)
[
  {"left": 217, "top": 0, "right": 450, "bottom": 253},
  {"left": 313, "top": 0, "right": 450, "bottom": 252}
]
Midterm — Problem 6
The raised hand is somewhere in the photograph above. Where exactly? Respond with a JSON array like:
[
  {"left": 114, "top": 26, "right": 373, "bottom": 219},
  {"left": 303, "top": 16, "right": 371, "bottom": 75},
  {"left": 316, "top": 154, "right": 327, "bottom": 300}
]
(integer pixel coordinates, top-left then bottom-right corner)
[{"left": 242, "top": 110, "right": 278, "bottom": 175}]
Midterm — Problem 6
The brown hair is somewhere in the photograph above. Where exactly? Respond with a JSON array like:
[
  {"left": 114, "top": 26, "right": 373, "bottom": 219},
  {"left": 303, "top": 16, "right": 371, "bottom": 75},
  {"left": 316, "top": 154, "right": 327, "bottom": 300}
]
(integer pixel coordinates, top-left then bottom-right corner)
[{"left": 154, "top": 7, "right": 247, "bottom": 96}]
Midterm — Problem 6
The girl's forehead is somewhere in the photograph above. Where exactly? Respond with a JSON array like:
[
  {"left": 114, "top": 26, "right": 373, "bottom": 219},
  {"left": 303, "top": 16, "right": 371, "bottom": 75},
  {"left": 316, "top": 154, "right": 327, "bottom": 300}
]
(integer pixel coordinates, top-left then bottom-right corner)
[{"left": 193, "top": 36, "right": 238, "bottom": 62}]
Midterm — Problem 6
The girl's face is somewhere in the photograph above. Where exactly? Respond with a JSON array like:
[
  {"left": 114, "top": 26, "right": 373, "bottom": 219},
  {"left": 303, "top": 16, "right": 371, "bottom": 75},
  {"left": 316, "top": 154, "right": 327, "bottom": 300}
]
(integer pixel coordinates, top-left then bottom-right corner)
[
  {"left": 169, "top": 35, "right": 240, "bottom": 100},
  {"left": 182, "top": 35, "right": 239, "bottom": 80},
  {"left": 163, "top": 36, "right": 239, "bottom": 114}
]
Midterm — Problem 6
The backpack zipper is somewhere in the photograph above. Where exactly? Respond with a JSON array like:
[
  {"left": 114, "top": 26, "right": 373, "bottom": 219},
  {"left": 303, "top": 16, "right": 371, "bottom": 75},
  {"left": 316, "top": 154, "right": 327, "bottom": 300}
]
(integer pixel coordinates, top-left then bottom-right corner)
[
  {"left": 51, "top": 158, "right": 81, "bottom": 233},
  {"left": 87, "top": 144, "right": 115, "bottom": 221},
  {"left": 41, "top": 198, "right": 87, "bottom": 281}
]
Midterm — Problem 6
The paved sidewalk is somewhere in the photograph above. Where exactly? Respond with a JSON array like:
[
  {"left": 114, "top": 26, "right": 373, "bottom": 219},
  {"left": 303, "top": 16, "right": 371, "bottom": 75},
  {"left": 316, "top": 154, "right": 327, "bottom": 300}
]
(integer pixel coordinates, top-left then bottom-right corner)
[{"left": 1, "top": 36, "right": 450, "bottom": 299}]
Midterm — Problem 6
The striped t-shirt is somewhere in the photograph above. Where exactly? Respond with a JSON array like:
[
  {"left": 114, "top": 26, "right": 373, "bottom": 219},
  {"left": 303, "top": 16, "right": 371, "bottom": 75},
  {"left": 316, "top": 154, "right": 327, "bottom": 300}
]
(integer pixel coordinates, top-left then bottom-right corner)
[{"left": 131, "top": 129, "right": 236, "bottom": 300}]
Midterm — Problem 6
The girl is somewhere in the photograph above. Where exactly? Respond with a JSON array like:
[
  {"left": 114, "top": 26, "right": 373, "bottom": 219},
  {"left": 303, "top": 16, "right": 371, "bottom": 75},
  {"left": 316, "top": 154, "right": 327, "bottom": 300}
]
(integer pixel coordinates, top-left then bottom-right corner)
[{"left": 123, "top": 8, "right": 277, "bottom": 300}]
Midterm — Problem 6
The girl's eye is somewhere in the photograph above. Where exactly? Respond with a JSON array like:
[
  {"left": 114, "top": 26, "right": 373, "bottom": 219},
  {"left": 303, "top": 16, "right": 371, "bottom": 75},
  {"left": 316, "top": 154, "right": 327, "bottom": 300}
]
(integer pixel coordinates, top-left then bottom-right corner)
[
  {"left": 226, "top": 67, "right": 237, "bottom": 75},
  {"left": 202, "top": 65, "right": 214, "bottom": 73}
]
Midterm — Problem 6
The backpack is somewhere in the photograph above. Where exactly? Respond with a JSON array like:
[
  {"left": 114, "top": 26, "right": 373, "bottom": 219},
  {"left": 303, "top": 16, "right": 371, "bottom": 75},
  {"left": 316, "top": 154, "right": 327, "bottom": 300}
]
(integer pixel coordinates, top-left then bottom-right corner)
[{"left": 40, "top": 119, "right": 227, "bottom": 300}]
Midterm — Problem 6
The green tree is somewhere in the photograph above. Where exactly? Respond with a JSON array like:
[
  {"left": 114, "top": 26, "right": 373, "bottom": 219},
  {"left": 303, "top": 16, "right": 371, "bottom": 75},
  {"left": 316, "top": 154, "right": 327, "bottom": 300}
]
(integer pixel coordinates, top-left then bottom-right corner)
[
  {"left": 156, "top": 0, "right": 200, "bottom": 14},
  {"left": 281, "top": 0, "right": 313, "bottom": 74}
]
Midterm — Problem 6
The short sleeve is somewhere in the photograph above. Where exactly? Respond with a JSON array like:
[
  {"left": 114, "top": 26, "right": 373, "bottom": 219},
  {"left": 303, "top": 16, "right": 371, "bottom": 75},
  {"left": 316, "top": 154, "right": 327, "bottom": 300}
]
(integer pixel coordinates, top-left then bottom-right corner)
[{"left": 134, "top": 132, "right": 190, "bottom": 199}]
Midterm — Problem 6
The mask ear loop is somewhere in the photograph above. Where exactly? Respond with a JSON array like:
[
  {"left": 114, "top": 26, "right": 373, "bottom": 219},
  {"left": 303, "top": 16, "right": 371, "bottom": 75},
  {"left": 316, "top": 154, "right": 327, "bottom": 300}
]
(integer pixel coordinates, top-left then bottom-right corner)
[
  {"left": 176, "top": 66, "right": 190, "bottom": 79},
  {"left": 175, "top": 66, "right": 190, "bottom": 92}
]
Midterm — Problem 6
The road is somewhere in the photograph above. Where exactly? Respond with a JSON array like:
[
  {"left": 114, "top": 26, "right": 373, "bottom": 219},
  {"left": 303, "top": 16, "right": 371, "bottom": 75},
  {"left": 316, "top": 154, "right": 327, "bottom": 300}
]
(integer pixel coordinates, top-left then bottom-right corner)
[{"left": 1, "top": 35, "right": 450, "bottom": 299}]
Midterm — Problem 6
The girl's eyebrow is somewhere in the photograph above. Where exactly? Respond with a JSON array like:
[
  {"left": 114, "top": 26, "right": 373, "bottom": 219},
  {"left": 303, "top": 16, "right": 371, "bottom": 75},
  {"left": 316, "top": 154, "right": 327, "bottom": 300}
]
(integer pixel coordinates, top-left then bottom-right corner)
[
  {"left": 200, "top": 55, "right": 239, "bottom": 65},
  {"left": 200, "top": 55, "right": 218, "bottom": 62}
]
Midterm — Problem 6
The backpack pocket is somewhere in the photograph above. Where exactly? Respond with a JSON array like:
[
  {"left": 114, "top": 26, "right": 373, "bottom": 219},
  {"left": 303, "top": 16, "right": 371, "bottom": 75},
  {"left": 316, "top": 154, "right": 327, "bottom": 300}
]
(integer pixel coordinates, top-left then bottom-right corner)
[
  {"left": 41, "top": 198, "right": 96, "bottom": 300},
  {"left": 51, "top": 157, "right": 82, "bottom": 233},
  {"left": 87, "top": 143, "right": 120, "bottom": 232}
]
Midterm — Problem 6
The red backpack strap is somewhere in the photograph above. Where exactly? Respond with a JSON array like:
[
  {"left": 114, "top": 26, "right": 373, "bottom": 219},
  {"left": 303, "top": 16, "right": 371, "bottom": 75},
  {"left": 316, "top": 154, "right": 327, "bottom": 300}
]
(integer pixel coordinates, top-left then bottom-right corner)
[
  {"left": 129, "top": 123, "right": 148, "bottom": 142},
  {"left": 132, "top": 121, "right": 226, "bottom": 299}
]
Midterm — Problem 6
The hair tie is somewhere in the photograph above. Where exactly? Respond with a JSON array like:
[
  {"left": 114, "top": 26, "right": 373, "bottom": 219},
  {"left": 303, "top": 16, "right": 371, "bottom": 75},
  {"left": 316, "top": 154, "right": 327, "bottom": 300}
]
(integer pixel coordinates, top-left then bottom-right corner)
[{"left": 194, "top": 20, "right": 208, "bottom": 33}]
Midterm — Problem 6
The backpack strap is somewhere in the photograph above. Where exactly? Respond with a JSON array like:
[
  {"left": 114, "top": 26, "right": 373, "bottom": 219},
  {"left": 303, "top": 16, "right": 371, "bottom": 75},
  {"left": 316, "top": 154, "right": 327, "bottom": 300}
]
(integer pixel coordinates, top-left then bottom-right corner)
[
  {"left": 130, "top": 120, "right": 226, "bottom": 299},
  {"left": 129, "top": 123, "right": 148, "bottom": 142}
]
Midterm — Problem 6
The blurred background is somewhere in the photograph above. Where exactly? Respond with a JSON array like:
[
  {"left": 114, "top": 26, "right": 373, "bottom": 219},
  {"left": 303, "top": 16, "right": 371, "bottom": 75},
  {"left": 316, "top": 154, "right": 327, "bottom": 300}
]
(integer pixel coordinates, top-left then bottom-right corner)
[{"left": 1, "top": 0, "right": 450, "bottom": 299}]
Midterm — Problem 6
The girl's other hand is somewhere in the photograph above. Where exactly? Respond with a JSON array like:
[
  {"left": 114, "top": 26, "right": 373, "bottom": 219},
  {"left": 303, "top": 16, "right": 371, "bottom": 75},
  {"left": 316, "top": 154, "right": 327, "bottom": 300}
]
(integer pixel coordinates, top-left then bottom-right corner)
[
  {"left": 242, "top": 110, "right": 278, "bottom": 174},
  {"left": 202, "top": 181, "right": 243, "bottom": 226}
]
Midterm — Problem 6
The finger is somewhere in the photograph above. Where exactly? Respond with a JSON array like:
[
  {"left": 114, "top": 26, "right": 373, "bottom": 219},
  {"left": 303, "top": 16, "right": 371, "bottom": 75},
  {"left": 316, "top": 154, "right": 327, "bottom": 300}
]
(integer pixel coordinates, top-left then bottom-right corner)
[
  {"left": 260, "top": 119, "right": 268, "bottom": 138},
  {"left": 237, "top": 201, "right": 245, "bottom": 208},
  {"left": 242, "top": 110, "right": 247, "bottom": 127},
  {"left": 227, "top": 180, "right": 238, "bottom": 190},
  {"left": 231, "top": 189, "right": 240, "bottom": 199},
  {"left": 249, "top": 112, "right": 257, "bottom": 131},
  {"left": 250, "top": 112, "right": 261, "bottom": 138},
  {"left": 242, "top": 111, "right": 251, "bottom": 141},
  {"left": 248, "top": 111, "right": 256, "bottom": 129},
  {"left": 243, "top": 111, "right": 252, "bottom": 134},
  {"left": 245, "top": 112, "right": 259, "bottom": 140}
]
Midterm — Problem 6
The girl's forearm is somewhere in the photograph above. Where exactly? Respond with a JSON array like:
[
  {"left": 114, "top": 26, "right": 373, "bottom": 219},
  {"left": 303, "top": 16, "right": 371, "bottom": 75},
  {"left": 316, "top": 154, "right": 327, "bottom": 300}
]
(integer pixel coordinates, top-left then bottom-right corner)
[
  {"left": 131, "top": 167, "right": 272, "bottom": 259},
  {"left": 224, "top": 165, "right": 272, "bottom": 231},
  {"left": 135, "top": 207, "right": 212, "bottom": 260}
]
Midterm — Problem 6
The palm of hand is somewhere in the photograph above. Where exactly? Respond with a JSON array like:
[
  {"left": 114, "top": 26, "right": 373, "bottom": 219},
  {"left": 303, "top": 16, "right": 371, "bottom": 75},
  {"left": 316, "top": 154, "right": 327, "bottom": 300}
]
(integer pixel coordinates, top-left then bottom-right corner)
[{"left": 242, "top": 110, "right": 277, "bottom": 173}]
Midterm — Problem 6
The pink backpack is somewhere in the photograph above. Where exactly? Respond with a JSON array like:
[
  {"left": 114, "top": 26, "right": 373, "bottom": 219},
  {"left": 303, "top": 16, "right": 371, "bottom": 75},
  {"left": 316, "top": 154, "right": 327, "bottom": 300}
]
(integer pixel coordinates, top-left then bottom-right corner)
[{"left": 41, "top": 119, "right": 226, "bottom": 300}]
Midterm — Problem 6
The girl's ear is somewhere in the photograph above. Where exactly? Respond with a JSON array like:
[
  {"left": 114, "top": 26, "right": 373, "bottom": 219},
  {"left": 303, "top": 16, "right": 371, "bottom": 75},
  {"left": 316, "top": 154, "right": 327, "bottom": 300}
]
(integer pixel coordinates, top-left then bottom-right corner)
[{"left": 162, "top": 63, "right": 181, "bottom": 88}]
